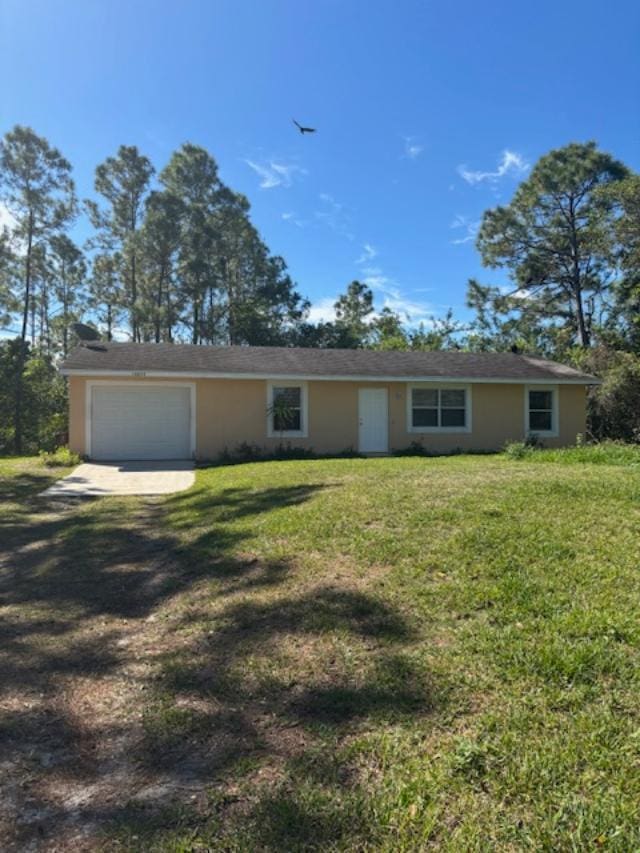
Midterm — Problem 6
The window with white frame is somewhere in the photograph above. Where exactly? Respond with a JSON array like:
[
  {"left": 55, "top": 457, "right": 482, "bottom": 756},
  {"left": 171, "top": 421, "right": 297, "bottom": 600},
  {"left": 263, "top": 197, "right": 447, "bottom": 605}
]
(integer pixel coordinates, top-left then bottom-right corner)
[
  {"left": 409, "top": 386, "right": 470, "bottom": 432},
  {"left": 526, "top": 387, "right": 557, "bottom": 435},
  {"left": 267, "top": 382, "right": 307, "bottom": 437}
]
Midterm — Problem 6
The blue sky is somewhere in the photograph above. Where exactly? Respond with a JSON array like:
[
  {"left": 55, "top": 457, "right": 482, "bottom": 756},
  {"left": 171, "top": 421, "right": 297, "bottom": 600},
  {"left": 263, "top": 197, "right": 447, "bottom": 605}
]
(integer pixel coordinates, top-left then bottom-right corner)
[{"left": 1, "top": 0, "right": 638, "bottom": 328}]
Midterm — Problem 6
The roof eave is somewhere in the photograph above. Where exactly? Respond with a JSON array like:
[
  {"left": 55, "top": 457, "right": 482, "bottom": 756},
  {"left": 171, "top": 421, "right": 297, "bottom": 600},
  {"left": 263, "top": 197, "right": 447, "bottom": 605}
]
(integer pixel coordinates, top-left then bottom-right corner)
[{"left": 59, "top": 367, "right": 600, "bottom": 384}]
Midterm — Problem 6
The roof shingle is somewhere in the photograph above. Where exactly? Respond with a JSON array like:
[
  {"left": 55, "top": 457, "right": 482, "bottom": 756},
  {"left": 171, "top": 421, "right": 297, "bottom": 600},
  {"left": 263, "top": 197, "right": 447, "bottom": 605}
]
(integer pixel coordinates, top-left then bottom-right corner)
[{"left": 60, "top": 342, "right": 598, "bottom": 383}]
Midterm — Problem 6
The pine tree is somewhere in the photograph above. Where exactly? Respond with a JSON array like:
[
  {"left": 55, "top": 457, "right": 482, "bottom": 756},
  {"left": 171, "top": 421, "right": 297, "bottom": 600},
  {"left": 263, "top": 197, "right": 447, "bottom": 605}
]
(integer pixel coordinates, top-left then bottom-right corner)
[
  {"left": 47, "top": 235, "right": 87, "bottom": 357},
  {"left": 476, "top": 142, "right": 629, "bottom": 348},
  {"left": 0, "top": 126, "right": 76, "bottom": 451},
  {"left": 87, "top": 145, "right": 154, "bottom": 341}
]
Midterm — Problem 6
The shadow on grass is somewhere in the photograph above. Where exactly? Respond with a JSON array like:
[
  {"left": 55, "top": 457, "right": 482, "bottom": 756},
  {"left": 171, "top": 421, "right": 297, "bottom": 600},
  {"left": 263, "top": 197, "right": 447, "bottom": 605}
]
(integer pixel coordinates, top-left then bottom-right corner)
[
  {"left": 0, "top": 474, "right": 439, "bottom": 851},
  {"left": 121, "top": 581, "right": 436, "bottom": 849},
  {"left": 167, "top": 482, "right": 332, "bottom": 526},
  {"left": 1, "top": 482, "right": 327, "bottom": 619},
  {"left": 0, "top": 469, "right": 63, "bottom": 505}
]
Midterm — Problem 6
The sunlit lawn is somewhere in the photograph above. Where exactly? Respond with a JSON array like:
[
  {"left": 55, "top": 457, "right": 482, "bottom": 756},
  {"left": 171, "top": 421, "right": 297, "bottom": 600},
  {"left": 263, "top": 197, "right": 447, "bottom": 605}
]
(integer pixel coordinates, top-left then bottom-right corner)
[
  {"left": 1, "top": 452, "right": 639, "bottom": 850},
  {"left": 143, "top": 452, "right": 640, "bottom": 850}
]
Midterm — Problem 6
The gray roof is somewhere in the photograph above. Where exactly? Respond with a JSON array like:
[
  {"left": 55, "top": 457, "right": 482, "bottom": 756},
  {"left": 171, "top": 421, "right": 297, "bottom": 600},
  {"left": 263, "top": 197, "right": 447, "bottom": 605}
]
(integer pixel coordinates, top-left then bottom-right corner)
[{"left": 61, "top": 342, "right": 599, "bottom": 383}]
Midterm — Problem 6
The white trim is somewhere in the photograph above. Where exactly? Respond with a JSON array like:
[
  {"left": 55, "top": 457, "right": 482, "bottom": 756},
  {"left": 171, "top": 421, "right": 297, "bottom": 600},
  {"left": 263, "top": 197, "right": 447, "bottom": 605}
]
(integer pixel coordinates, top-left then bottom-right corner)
[
  {"left": 524, "top": 384, "right": 558, "bottom": 438},
  {"left": 407, "top": 382, "right": 472, "bottom": 434},
  {"left": 61, "top": 368, "right": 599, "bottom": 385},
  {"left": 266, "top": 380, "right": 308, "bottom": 439},
  {"left": 85, "top": 380, "right": 197, "bottom": 459}
]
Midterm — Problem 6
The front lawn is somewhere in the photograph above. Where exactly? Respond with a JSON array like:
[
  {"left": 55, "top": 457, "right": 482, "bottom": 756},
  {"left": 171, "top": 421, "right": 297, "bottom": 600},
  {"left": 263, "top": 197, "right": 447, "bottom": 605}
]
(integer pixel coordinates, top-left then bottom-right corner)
[
  {"left": 0, "top": 454, "right": 74, "bottom": 504},
  {"left": 1, "top": 453, "right": 638, "bottom": 850}
]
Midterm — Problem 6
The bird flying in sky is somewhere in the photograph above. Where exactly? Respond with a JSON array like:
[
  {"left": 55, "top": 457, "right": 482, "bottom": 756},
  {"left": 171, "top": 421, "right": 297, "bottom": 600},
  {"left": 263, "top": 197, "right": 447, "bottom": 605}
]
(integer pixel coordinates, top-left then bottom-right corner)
[{"left": 293, "top": 119, "right": 316, "bottom": 134}]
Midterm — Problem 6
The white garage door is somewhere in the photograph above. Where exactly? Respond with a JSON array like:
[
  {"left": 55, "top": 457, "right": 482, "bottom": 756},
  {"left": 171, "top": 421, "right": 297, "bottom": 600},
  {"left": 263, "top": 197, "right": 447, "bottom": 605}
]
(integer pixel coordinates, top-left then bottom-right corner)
[{"left": 90, "top": 385, "right": 192, "bottom": 461}]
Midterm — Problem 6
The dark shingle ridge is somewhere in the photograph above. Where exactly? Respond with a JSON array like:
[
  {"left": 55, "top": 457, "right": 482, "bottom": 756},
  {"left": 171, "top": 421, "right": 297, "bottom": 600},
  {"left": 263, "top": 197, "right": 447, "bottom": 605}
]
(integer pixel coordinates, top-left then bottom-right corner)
[{"left": 61, "top": 342, "right": 599, "bottom": 383}]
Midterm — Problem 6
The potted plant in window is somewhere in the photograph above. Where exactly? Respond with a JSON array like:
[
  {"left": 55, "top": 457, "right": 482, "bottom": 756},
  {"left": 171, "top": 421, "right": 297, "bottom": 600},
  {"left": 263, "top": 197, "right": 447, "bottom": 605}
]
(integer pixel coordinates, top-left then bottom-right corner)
[{"left": 267, "top": 394, "right": 296, "bottom": 441}]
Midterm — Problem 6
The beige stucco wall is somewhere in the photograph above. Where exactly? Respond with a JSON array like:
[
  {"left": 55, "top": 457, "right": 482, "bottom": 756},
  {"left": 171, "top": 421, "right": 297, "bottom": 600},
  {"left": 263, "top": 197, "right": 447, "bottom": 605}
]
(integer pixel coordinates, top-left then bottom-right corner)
[{"left": 68, "top": 375, "right": 588, "bottom": 459}]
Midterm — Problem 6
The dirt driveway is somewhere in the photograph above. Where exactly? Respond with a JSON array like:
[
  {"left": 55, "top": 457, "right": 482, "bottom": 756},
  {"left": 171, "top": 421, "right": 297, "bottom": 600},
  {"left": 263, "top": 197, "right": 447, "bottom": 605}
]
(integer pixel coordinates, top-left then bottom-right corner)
[
  {"left": 0, "top": 470, "right": 361, "bottom": 851},
  {"left": 0, "top": 487, "right": 205, "bottom": 850}
]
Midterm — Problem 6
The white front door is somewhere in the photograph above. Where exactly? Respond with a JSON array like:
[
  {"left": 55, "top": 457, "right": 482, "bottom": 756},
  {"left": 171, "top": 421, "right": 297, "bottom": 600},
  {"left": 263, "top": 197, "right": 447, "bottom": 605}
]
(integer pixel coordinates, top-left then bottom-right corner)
[{"left": 358, "top": 388, "right": 389, "bottom": 453}]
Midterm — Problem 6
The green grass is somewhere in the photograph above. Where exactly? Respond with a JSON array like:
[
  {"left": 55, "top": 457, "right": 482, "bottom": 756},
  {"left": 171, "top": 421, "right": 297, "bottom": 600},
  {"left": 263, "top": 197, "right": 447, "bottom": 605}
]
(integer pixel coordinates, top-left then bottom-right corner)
[
  {"left": 1, "top": 451, "right": 639, "bottom": 850},
  {"left": 0, "top": 454, "right": 73, "bottom": 505},
  {"left": 506, "top": 440, "right": 640, "bottom": 466},
  {"left": 38, "top": 446, "right": 82, "bottom": 468},
  {"left": 137, "top": 453, "right": 640, "bottom": 851}
]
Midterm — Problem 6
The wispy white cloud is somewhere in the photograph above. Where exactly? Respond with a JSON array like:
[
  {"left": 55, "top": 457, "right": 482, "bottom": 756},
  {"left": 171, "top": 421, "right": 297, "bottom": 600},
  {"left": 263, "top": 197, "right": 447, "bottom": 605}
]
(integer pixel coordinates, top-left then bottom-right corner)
[
  {"left": 0, "top": 202, "right": 17, "bottom": 232},
  {"left": 307, "top": 297, "right": 338, "bottom": 324},
  {"left": 457, "top": 149, "right": 529, "bottom": 185},
  {"left": 450, "top": 214, "right": 480, "bottom": 245},
  {"left": 244, "top": 159, "right": 306, "bottom": 189},
  {"left": 362, "top": 273, "right": 391, "bottom": 290},
  {"left": 499, "top": 285, "right": 535, "bottom": 301},
  {"left": 281, "top": 211, "right": 307, "bottom": 228},
  {"left": 381, "top": 290, "right": 435, "bottom": 326},
  {"left": 362, "top": 273, "right": 435, "bottom": 325},
  {"left": 110, "top": 326, "right": 134, "bottom": 342},
  {"left": 315, "top": 193, "right": 354, "bottom": 241},
  {"left": 351, "top": 237, "right": 434, "bottom": 324},
  {"left": 356, "top": 243, "right": 378, "bottom": 265},
  {"left": 307, "top": 278, "right": 435, "bottom": 329},
  {"left": 403, "top": 136, "right": 424, "bottom": 160},
  {"left": 0, "top": 202, "right": 24, "bottom": 253}
]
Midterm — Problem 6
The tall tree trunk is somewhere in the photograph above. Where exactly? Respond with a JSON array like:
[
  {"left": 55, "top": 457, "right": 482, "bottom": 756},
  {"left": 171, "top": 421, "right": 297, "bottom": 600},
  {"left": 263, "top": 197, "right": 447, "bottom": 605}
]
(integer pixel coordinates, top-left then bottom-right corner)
[
  {"left": 39, "top": 280, "right": 51, "bottom": 355},
  {"left": 63, "top": 301, "right": 69, "bottom": 357},
  {"left": 192, "top": 301, "right": 199, "bottom": 345},
  {"left": 569, "top": 198, "right": 590, "bottom": 348},
  {"left": 38, "top": 285, "right": 46, "bottom": 352},
  {"left": 15, "top": 212, "right": 34, "bottom": 454},
  {"left": 30, "top": 289, "right": 36, "bottom": 346},
  {"left": 155, "top": 263, "right": 164, "bottom": 343},
  {"left": 131, "top": 252, "right": 138, "bottom": 342},
  {"left": 573, "top": 282, "right": 590, "bottom": 347},
  {"left": 227, "top": 262, "right": 237, "bottom": 345},
  {"left": 61, "top": 267, "right": 69, "bottom": 357},
  {"left": 166, "top": 288, "right": 173, "bottom": 343},
  {"left": 45, "top": 296, "right": 51, "bottom": 356}
]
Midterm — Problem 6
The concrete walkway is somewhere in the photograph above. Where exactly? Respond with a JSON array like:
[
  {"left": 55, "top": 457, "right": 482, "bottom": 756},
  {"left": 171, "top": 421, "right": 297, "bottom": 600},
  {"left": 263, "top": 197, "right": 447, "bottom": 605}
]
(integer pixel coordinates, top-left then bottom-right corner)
[{"left": 42, "top": 461, "right": 196, "bottom": 497}]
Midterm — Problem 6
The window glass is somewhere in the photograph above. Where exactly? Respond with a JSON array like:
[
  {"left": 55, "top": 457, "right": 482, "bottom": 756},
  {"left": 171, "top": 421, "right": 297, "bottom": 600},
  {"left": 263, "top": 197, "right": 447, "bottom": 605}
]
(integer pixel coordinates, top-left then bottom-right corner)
[
  {"left": 529, "top": 390, "right": 552, "bottom": 411},
  {"left": 274, "top": 386, "right": 301, "bottom": 407},
  {"left": 441, "top": 389, "right": 465, "bottom": 408},
  {"left": 441, "top": 407, "right": 466, "bottom": 427},
  {"left": 528, "top": 389, "right": 554, "bottom": 432},
  {"left": 413, "top": 388, "right": 438, "bottom": 407},
  {"left": 413, "top": 408, "right": 438, "bottom": 427},
  {"left": 272, "top": 386, "right": 302, "bottom": 432},
  {"left": 274, "top": 410, "right": 301, "bottom": 431},
  {"left": 529, "top": 410, "right": 552, "bottom": 431},
  {"left": 411, "top": 387, "right": 467, "bottom": 429}
]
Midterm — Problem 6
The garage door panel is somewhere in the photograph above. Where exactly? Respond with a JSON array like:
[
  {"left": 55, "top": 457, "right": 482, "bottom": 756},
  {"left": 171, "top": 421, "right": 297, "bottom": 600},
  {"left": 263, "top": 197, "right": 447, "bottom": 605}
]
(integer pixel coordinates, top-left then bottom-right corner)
[{"left": 91, "top": 386, "right": 192, "bottom": 460}]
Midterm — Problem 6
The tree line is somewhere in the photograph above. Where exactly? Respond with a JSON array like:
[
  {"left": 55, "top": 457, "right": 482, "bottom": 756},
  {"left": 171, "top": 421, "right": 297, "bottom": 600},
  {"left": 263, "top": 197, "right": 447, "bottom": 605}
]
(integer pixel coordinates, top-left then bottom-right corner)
[{"left": 0, "top": 126, "right": 638, "bottom": 452}]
